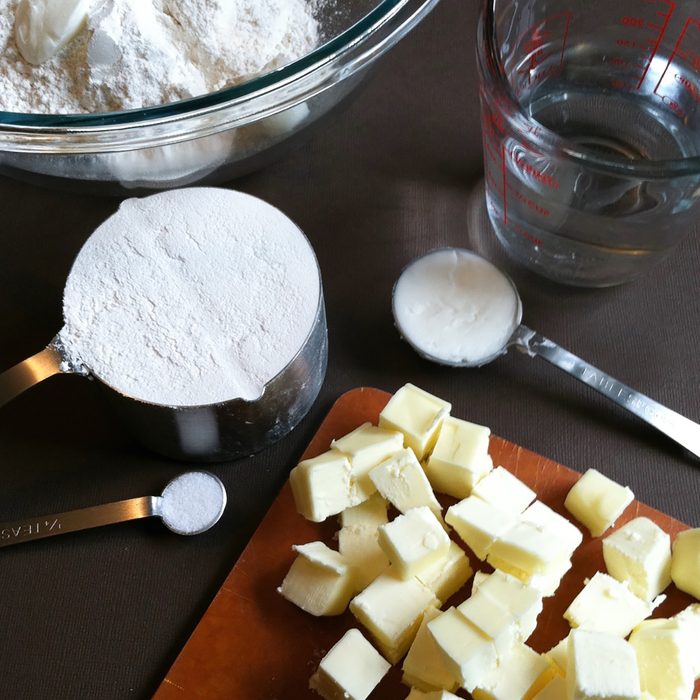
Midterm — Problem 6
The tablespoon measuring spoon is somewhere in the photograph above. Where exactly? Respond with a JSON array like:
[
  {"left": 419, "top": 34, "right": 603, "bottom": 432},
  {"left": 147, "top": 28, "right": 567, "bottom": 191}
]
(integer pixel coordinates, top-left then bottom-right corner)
[
  {"left": 392, "top": 248, "right": 700, "bottom": 459},
  {"left": 0, "top": 471, "right": 227, "bottom": 548}
]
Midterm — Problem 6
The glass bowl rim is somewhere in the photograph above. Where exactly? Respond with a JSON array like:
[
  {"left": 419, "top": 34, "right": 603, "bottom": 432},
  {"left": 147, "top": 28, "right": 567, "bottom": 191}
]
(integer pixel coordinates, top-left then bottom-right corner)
[{"left": 0, "top": 0, "right": 409, "bottom": 130}]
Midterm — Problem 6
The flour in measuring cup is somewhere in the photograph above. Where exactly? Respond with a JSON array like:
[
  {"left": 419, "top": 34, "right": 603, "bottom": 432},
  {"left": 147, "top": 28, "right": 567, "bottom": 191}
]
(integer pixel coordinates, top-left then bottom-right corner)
[
  {"left": 0, "top": 0, "right": 319, "bottom": 113},
  {"left": 58, "top": 188, "right": 321, "bottom": 406}
]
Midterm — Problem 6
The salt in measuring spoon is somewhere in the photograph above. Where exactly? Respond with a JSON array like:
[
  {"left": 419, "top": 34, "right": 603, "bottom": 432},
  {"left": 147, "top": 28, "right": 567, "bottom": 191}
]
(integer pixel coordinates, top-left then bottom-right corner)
[
  {"left": 392, "top": 248, "right": 700, "bottom": 458},
  {"left": 0, "top": 471, "right": 227, "bottom": 548}
]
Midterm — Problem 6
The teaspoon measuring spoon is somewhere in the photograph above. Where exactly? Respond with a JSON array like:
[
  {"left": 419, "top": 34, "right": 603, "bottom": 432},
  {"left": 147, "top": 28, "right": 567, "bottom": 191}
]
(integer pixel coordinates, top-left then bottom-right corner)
[
  {"left": 392, "top": 248, "right": 700, "bottom": 459},
  {"left": 0, "top": 471, "right": 227, "bottom": 548}
]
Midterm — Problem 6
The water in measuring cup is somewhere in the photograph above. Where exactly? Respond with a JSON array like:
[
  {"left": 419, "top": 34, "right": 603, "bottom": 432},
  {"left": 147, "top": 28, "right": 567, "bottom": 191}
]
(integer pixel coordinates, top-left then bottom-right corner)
[{"left": 485, "top": 60, "right": 700, "bottom": 286}]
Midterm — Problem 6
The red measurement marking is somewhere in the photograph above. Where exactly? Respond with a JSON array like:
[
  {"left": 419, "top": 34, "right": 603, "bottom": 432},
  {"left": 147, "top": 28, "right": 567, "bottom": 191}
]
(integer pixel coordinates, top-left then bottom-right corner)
[
  {"left": 512, "top": 221, "right": 543, "bottom": 247},
  {"left": 509, "top": 185, "right": 551, "bottom": 218},
  {"left": 511, "top": 153, "right": 560, "bottom": 190},
  {"left": 515, "top": 12, "right": 572, "bottom": 88},
  {"left": 636, "top": 0, "right": 675, "bottom": 88},
  {"left": 654, "top": 16, "right": 700, "bottom": 100}
]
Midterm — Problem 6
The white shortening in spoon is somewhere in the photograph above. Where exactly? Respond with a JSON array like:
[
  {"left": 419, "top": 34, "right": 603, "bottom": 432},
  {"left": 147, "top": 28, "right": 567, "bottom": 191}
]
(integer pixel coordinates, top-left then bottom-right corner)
[{"left": 392, "top": 247, "right": 700, "bottom": 458}]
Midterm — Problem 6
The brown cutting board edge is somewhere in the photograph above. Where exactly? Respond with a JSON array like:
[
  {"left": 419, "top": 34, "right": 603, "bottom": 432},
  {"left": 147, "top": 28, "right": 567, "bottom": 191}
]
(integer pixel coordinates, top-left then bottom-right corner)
[{"left": 155, "top": 387, "right": 695, "bottom": 700}]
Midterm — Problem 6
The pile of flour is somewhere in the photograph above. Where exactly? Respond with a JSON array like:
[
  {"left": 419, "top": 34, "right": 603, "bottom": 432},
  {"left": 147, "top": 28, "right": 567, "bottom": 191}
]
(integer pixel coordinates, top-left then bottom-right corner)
[
  {"left": 59, "top": 188, "right": 321, "bottom": 406},
  {"left": 0, "top": 0, "right": 319, "bottom": 113}
]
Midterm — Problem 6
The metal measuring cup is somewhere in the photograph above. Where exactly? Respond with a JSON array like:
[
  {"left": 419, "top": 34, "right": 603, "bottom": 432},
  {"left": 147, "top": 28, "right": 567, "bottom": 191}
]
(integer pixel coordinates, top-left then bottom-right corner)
[{"left": 0, "top": 294, "right": 327, "bottom": 462}]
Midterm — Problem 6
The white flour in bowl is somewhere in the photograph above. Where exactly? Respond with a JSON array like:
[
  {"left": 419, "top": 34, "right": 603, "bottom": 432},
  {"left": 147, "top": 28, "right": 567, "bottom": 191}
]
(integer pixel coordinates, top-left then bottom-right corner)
[
  {"left": 58, "top": 188, "right": 321, "bottom": 406},
  {"left": 0, "top": 0, "right": 319, "bottom": 113}
]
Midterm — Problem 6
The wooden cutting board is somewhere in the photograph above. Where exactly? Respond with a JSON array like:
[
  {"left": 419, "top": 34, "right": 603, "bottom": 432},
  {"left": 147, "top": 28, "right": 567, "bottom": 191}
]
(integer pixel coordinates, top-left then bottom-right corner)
[{"left": 155, "top": 387, "right": 696, "bottom": 699}]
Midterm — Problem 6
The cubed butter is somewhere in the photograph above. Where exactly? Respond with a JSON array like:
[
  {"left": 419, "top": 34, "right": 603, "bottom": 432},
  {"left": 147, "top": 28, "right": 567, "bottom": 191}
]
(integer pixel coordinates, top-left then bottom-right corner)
[
  {"left": 603, "top": 516, "right": 672, "bottom": 601},
  {"left": 278, "top": 541, "right": 356, "bottom": 616},
  {"left": 567, "top": 629, "right": 641, "bottom": 700},
  {"left": 405, "top": 690, "right": 461, "bottom": 700},
  {"left": 457, "top": 589, "right": 519, "bottom": 654},
  {"left": 473, "top": 643, "right": 557, "bottom": 700},
  {"left": 545, "top": 634, "right": 569, "bottom": 676},
  {"left": 472, "top": 569, "right": 544, "bottom": 641},
  {"left": 309, "top": 628, "right": 390, "bottom": 700},
  {"left": 349, "top": 572, "right": 438, "bottom": 663},
  {"left": 531, "top": 674, "right": 568, "bottom": 700},
  {"left": 331, "top": 422, "right": 404, "bottom": 496},
  {"left": 671, "top": 527, "right": 700, "bottom": 600},
  {"left": 521, "top": 500, "right": 583, "bottom": 556},
  {"left": 416, "top": 540, "right": 473, "bottom": 604},
  {"left": 445, "top": 496, "right": 518, "bottom": 560},
  {"left": 290, "top": 450, "right": 363, "bottom": 522},
  {"left": 487, "top": 518, "right": 578, "bottom": 578},
  {"left": 339, "top": 492, "right": 388, "bottom": 529},
  {"left": 424, "top": 416, "right": 492, "bottom": 499},
  {"left": 378, "top": 507, "right": 450, "bottom": 579},
  {"left": 674, "top": 604, "right": 700, "bottom": 678},
  {"left": 629, "top": 618, "right": 695, "bottom": 700},
  {"left": 370, "top": 448, "right": 442, "bottom": 518},
  {"left": 426, "top": 607, "right": 498, "bottom": 693},
  {"left": 564, "top": 572, "right": 661, "bottom": 638},
  {"left": 338, "top": 523, "right": 389, "bottom": 591},
  {"left": 564, "top": 468, "right": 634, "bottom": 537},
  {"left": 379, "top": 384, "right": 451, "bottom": 460},
  {"left": 472, "top": 466, "right": 536, "bottom": 514},
  {"left": 402, "top": 606, "right": 461, "bottom": 693}
]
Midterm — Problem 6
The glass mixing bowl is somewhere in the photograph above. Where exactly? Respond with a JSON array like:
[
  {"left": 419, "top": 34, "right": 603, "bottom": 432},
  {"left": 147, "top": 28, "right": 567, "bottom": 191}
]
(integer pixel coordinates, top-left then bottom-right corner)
[{"left": 0, "top": 0, "right": 440, "bottom": 194}]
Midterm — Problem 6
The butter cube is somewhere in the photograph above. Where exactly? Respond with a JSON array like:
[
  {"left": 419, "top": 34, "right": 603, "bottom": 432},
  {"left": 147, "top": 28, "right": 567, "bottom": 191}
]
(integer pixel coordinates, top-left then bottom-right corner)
[
  {"left": 567, "top": 629, "right": 641, "bottom": 699},
  {"left": 378, "top": 507, "right": 450, "bottom": 579},
  {"left": 487, "top": 518, "right": 578, "bottom": 577},
  {"left": 473, "top": 643, "right": 557, "bottom": 700},
  {"left": 521, "top": 500, "right": 583, "bottom": 556},
  {"left": 339, "top": 492, "right": 388, "bottom": 529},
  {"left": 290, "top": 450, "right": 363, "bottom": 522},
  {"left": 350, "top": 573, "right": 438, "bottom": 663},
  {"left": 379, "top": 384, "right": 451, "bottom": 460},
  {"left": 526, "top": 557, "right": 573, "bottom": 597},
  {"left": 531, "top": 674, "right": 568, "bottom": 700},
  {"left": 331, "top": 422, "right": 404, "bottom": 496},
  {"left": 671, "top": 527, "right": 700, "bottom": 600},
  {"left": 564, "top": 572, "right": 661, "bottom": 638},
  {"left": 445, "top": 496, "right": 518, "bottom": 560},
  {"left": 545, "top": 634, "right": 569, "bottom": 676},
  {"left": 629, "top": 618, "right": 695, "bottom": 700},
  {"left": 457, "top": 590, "right": 519, "bottom": 654},
  {"left": 564, "top": 468, "right": 634, "bottom": 537},
  {"left": 472, "top": 466, "right": 536, "bottom": 513},
  {"left": 471, "top": 569, "right": 544, "bottom": 641},
  {"left": 416, "top": 540, "right": 473, "bottom": 603},
  {"left": 426, "top": 607, "right": 498, "bottom": 693},
  {"left": 405, "top": 691, "right": 461, "bottom": 700},
  {"left": 424, "top": 416, "right": 492, "bottom": 499},
  {"left": 338, "top": 524, "right": 389, "bottom": 591},
  {"left": 603, "top": 517, "right": 672, "bottom": 601},
  {"left": 278, "top": 541, "right": 356, "bottom": 616},
  {"left": 402, "top": 606, "right": 461, "bottom": 693},
  {"left": 674, "top": 604, "right": 700, "bottom": 678},
  {"left": 309, "top": 628, "right": 390, "bottom": 700},
  {"left": 370, "top": 448, "right": 442, "bottom": 518}
]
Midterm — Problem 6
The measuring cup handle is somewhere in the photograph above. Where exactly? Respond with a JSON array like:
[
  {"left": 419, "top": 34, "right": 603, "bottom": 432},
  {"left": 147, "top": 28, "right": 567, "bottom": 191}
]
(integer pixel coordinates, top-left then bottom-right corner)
[
  {"left": 0, "top": 344, "right": 65, "bottom": 409},
  {"left": 512, "top": 325, "right": 700, "bottom": 459},
  {"left": 0, "top": 496, "right": 155, "bottom": 548}
]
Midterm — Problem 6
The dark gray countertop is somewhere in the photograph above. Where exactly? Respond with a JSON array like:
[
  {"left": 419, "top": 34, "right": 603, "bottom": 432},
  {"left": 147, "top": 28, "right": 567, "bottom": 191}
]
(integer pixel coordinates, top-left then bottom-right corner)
[{"left": 1, "top": 1, "right": 698, "bottom": 697}]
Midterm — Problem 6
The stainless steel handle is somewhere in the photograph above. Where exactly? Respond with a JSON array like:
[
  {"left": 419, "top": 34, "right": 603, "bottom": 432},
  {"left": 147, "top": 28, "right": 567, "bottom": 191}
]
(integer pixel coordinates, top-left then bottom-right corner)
[
  {"left": 0, "top": 344, "right": 64, "bottom": 409},
  {"left": 0, "top": 496, "right": 156, "bottom": 548},
  {"left": 512, "top": 325, "right": 700, "bottom": 458}
]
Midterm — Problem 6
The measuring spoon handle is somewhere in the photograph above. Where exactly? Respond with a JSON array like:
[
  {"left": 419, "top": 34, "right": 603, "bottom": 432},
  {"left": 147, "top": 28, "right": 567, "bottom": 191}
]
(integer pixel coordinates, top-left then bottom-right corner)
[
  {"left": 512, "top": 325, "right": 700, "bottom": 459},
  {"left": 0, "top": 496, "right": 157, "bottom": 548},
  {"left": 0, "top": 343, "right": 64, "bottom": 409}
]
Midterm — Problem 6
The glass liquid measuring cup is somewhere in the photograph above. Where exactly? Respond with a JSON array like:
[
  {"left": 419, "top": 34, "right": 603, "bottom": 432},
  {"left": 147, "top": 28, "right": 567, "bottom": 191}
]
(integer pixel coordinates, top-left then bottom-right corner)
[{"left": 477, "top": 0, "right": 700, "bottom": 286}]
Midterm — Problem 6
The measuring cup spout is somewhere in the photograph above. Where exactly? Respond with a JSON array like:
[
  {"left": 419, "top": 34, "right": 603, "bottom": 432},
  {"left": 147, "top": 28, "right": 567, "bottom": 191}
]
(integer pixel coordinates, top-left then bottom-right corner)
[{"left": 0, "top": 334, "right": 76, "bottom": 409}]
